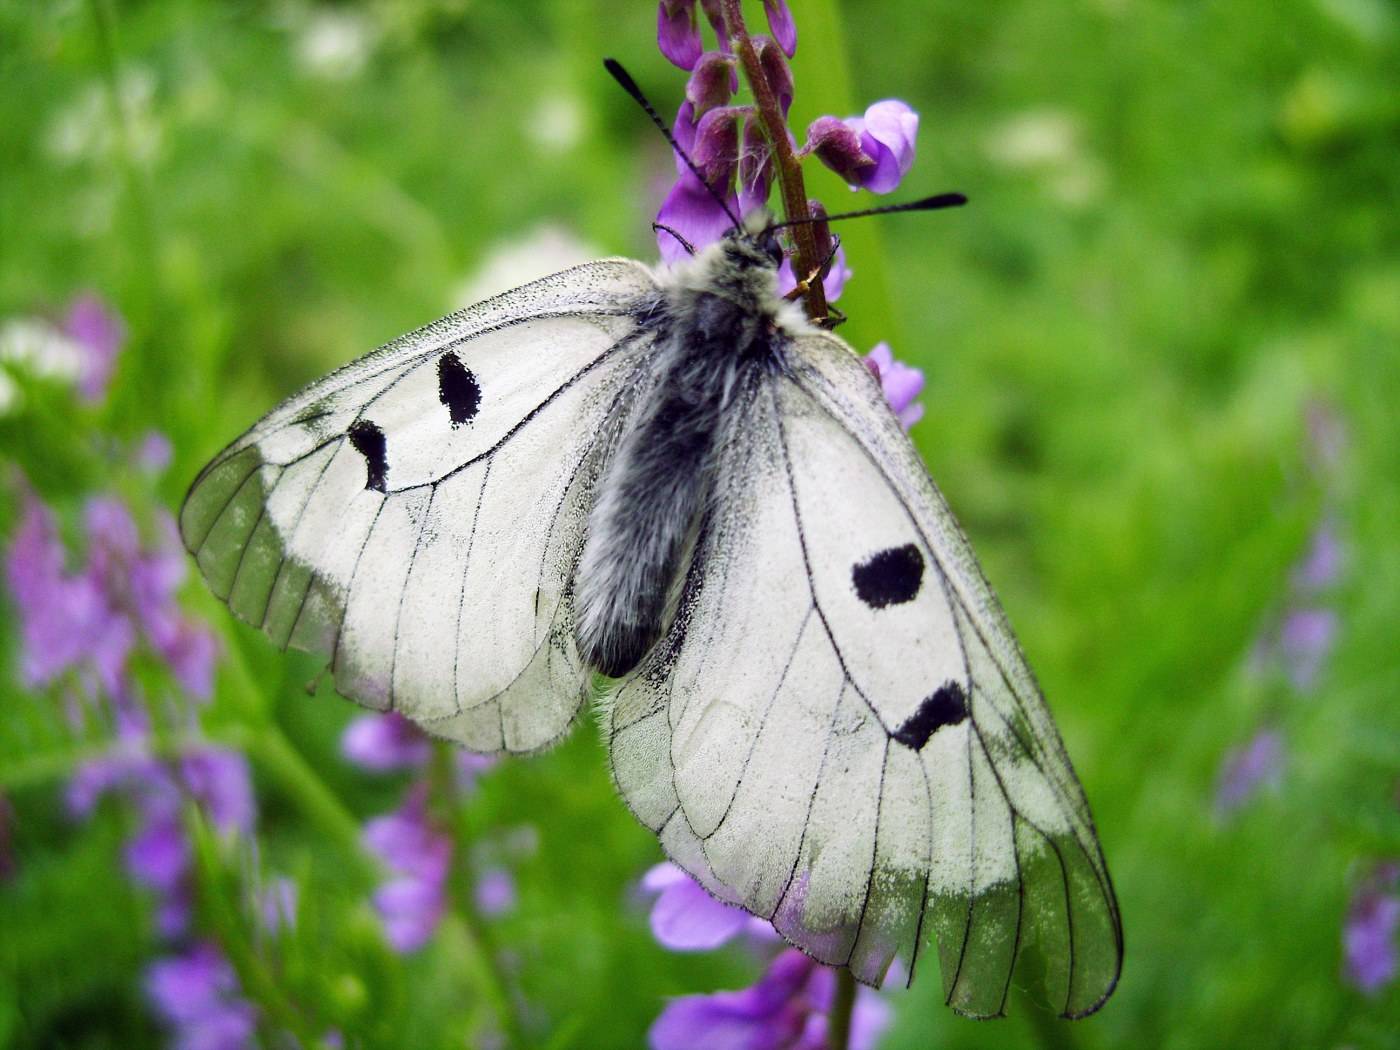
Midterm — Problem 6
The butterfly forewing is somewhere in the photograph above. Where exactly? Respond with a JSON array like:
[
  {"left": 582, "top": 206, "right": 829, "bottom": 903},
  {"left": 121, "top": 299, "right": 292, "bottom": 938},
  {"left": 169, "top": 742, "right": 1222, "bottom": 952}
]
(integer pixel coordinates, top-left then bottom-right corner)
[{"left": 181, "top": 260, "right": 659, "bottom": 753}]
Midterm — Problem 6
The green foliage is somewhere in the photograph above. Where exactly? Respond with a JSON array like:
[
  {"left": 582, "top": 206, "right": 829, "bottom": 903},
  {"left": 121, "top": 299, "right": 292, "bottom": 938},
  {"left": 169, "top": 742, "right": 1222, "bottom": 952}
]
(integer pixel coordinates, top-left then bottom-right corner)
[{"left": 2, "top": 0, "right": 1398, "bottom": 1047}]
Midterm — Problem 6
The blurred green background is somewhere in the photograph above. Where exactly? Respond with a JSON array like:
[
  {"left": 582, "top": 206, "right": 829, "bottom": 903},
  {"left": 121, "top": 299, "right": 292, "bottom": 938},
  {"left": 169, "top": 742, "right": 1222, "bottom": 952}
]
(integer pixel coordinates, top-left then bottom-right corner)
[{"left": 2, "top": 0, "right": 1398, "bottom": 1047}]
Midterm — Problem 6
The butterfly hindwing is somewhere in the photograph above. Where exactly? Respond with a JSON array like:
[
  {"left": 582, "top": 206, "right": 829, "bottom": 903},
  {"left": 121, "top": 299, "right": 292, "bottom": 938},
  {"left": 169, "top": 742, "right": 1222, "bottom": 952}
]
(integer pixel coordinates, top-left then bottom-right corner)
[
  {"left": 181, "top": 260, "right": 658, "bottom": 753},
  {"left": 606, "top": 334, "right": 1121, "bottom": 1017}
]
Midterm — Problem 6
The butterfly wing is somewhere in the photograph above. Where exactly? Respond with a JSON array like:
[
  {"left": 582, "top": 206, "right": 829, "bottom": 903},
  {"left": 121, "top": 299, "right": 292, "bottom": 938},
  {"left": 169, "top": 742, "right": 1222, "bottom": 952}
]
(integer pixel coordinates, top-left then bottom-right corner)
[
  {"left": 606, "top": 332, "right": 1121, "bottom": 1017},
  {"left": 181, "top": 260, "right": 658, "bottom": 753}
]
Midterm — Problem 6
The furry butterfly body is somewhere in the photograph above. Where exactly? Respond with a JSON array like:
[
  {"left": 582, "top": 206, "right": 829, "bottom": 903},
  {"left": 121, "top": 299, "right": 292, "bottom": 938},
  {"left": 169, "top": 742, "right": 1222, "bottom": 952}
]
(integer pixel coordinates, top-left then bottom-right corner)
[{"left": 182, "top": 216, "right": 1122, "bottom": 1016}]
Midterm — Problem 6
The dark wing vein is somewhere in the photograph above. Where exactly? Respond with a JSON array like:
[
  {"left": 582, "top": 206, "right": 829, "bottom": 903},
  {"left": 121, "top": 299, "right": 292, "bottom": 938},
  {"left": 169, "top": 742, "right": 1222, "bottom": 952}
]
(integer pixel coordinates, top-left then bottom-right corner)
[
  {"left": 450, "top": 460, "right": 492, "bottom": 717},
  {"left": 388, "top": 484, "right": 436, "bottom": 712},
  {"left": 699, "top": 606, "right": 815, "bottom": 845}
]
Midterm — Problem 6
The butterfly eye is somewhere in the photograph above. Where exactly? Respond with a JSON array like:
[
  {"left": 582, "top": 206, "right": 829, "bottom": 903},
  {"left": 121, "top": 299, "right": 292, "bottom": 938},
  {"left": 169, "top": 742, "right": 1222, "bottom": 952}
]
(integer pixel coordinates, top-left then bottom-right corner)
[{"left": 758, "top": 229, "right": 783, "bottom": 267}]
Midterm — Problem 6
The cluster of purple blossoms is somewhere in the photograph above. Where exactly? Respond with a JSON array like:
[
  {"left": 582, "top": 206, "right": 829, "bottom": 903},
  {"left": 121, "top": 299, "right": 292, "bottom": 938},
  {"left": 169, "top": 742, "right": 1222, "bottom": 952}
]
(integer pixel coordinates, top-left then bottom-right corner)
[
  {"left": 1344, "top": 862, "right": 1400, "bottom": 995},
  {"left": 651, "top": 0, "right": 923, "bottom": 403},
  {"left": 341, "top": 711, "right": 510, "bottom": 951},
  {"left": 641, "top": 863, "right": 890, "bottom": 1050},
  {"left": 3, "top": 295, "right": 262, "bottom": 1049},
  {"left": 1215, "top": 404, "right": 1348, "bottom": 819}
]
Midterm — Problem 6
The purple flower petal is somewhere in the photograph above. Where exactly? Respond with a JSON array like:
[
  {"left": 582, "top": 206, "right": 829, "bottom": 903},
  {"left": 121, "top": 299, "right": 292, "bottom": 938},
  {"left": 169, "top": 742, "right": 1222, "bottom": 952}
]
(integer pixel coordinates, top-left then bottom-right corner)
[
  {"left": 146, "top": 943, "right": 238, "bottom": 1024},
  {"left": 1291, "top": 519, "right": 1343, "bottom": 592},
  {"left": 342, "top": 712, "right": 432, "bottom": 773},
  {"left": 145, "top": 943, "right": 258, "bottom": 1049},
  {"left": 1278, "top": 607, "right": 1337, "bottom": 691},
  {"left": 648, "top": 949, "right": 821, "bottom": 1050},
  {"left": 475, "top": 866, "right": 517, "bottom": 917},
  {"left": 5, "top": 491, "right": 131, "bottom": 690},
  {"left": 656, "top": 177, "right": 740, "bottom": 264},
  {"left": 365, "top": 789, "right": 452, "bottom": 953},
  {"left": 761, "top": 0, "right": 797, "bottom": 56},
  {"left": 374, "top": 875, "right": 447, "bottom": 953},
  {"left": 752, "top": 36, "right": 794, "bottom": 117},
  {"left": 1345, "top": 887, "right": 1400, "bottom": 994},
  {"left": 180, "top": 748, "right": 255, "bottom": 836},
  {"left": 62, "top": 293, "right": 125, "bottom": 403},
  {"left": 135, "top": 430, "right": 174, "bottom": 474},
  {"left": 1214, "top": 728, "right": 1285, "bottom": 817},
  {"left": 738, "top": 120, "right": 774, "bottom": 214},
  {"left": 125, "top": 809, "right": 189, "bottom": 893},
  {"left": 649, "top": 869, "right": 750, "bottom": 950},
  {"left": 863, "top": 342, "right": 925, "bottom": 429},
  {"left": 852, "top": 100, "right": 919, "bottom": 194},
  {"left": 658, "top": 0, "right": 702, "bottom": 70},
  {"left": 804, "top": 116, "right": 875, "bottom": 187},
  {"left": 455, "top": 751, "right": 499, "bottom": 795},
  {"left": 699, "top": 0, "right": 730, "bottom": 54},
  {"left": 259, "top": 876, "right": 298, "bottom": 934},
  {"left": 777, "top": 244, "right": 852, "bottom": 304},
  {"left": 686, "top": 51, "right": 737, "bottom": 118},
  {"left": 691, "top": 106, "right": 743, "bottom": 188}
]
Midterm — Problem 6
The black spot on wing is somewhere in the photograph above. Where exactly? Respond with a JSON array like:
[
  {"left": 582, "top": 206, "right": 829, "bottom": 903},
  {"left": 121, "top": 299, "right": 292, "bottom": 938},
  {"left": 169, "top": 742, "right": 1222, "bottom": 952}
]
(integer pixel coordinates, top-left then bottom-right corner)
[
  {"left": 438, "top": 352, "right": 481, "bottom": 426},
  {"left": 893, "top": 681, "right": 968, "bottom": 750},
  {"left": 348, "top": 420, "right": 388, "bottom": 492},
  {"left": 852, "top": 543, "right": 924, "bottom": 608}
]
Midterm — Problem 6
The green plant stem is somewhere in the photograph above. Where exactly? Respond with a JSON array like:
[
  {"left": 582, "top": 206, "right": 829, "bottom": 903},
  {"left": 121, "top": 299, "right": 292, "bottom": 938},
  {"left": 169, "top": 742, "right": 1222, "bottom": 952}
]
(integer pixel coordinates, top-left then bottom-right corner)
[
  {"left": 828, "top": 968, "right": 857, "bottom": 1050},
  {"left": 722, "top": 0, "right": 829, "bottom": 322},
  {"left": 431, "top": 745, "right": 526, "bottom": 1049}
]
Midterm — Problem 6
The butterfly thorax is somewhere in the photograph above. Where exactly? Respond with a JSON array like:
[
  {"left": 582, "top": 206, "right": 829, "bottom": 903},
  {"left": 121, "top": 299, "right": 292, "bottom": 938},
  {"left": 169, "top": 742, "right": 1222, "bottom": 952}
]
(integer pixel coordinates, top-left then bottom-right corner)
[{"left": 572, "top": 231, "right": 810, "bottom": 678}]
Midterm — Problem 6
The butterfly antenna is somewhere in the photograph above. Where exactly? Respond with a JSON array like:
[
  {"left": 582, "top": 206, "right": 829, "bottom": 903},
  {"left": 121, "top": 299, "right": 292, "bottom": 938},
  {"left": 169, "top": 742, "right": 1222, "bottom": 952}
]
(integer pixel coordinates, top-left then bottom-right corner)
[
  {"left": 604, "top": 57, "right": 741, "bottom": 231},
  {"left": 768, "top": 192, "right": 968, "bottom": 230}
]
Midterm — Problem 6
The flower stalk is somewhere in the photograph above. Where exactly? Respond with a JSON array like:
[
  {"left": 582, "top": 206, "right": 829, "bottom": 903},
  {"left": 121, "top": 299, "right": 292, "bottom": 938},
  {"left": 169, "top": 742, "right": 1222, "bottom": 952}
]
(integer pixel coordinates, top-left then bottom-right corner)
[
  {"left": 827, "top": 968, "right": 856, "bottom": 1050},
  {"left": 721, "top": 0, "right": 828, "bottom": 321}
]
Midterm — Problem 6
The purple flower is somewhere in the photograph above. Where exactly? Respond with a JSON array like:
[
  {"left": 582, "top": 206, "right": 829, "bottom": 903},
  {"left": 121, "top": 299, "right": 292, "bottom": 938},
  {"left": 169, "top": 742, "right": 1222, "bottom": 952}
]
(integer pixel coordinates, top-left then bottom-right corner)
[
  {"left": 180, "top": 749, "right": 256, "bottom": 836},
  {"left": 686, "top": 51, "right": 738, "bottom": 120},
  {"left": 6, "top": 490, "right": 132, "bottom": 692},
  {"left": 807, "top": 102, "right": 919, "bottom": 195},
  {"left": 1278, "top": 607, "right": 1337, "bottom": 691},
  {"left": 62, "top": 293, "right": 125, "bottom": 403},
  {"left": 761, "top": 0, "right": 797, "bottom": 57},
  {"left": 136, "top": 430, "right": 174, "bottom": 474},
  {"left": 259, "top": 876, "right": 298, "bottom": 934},
  {"left": 643, "top": 862, "right": 753, "bottom": 950},
  {"left": 1344, "top": 869, "right": 1400, "bottom": 994},
  {"left": 658, "top": 1, "right": 703, "bottom": 70},
  {"left": 777, "top": 244, "right": 852, "bottom": 305},
  {"left": 342, "top": 712, "right": 432, "bottom": 773},
  {"left": 455, "top": 751, "right": 499, "bottom": 795},
  {"left": 475, "top": 866, "right": 517, "bottom": 918},
  {"left": 1291, "top": 519, "right": 1344, "bottom": 593},
  {"left": 364, "top": 788, "right": 452, "bottom": 952},
  {"left": 649, "top": 948, "right": 890, "bottom": 1050},
  {"left": 752, "top": 36, "right": 794, "bottom": 118},
  {"left": 657, "top": 177, "right": 741, "bottom": 264},
  {"left": 864, "top": 342, "right": 925, "bottom": 429},
  {"left": 145, "top": 943, "right": 258, "bottom": 1050},
  {"left": 1214, "top": 728, "right": 1285, "bottom": 817}
]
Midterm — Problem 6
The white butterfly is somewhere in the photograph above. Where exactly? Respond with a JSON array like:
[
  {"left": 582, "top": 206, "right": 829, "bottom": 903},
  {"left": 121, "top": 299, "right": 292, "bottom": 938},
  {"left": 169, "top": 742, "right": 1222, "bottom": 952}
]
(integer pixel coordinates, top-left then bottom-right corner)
[{"left": 181, "top": 212, "right": 1121, "bottom": 1017}]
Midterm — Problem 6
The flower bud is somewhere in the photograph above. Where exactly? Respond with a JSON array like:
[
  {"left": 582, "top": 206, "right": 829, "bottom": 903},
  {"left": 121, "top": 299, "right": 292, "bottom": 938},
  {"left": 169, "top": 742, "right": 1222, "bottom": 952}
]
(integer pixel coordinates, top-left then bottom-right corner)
[
  {"left": 806, "top": 100, "right": 920, "bottom": 194},
  {"left": 737, "top": 118, "right": 773, "bottom": 213},
  {"left": 690, "top": 105, "right": 743, "bottom": 187},
  {"left": 657, "top": 1, "right": 701, "bottom": 70},
  {"left": 762, "top": 0, "right": 797, "bottom": 57},
  {"left": 752, "top": 35, "right": 794, "bottom": 117},
  {"left": 685, "top": 51, "right": 736, "bottom": 118},
  {"left": 803, "top": 115, "right": 874, "bottom": 184}
]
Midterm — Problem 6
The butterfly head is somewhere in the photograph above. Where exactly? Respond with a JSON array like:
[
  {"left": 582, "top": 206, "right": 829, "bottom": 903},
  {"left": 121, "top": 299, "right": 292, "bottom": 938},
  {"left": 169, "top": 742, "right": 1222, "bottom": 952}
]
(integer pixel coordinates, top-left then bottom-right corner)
[{"left": 716, "top": 209, "right": 784, "bottom": 272}]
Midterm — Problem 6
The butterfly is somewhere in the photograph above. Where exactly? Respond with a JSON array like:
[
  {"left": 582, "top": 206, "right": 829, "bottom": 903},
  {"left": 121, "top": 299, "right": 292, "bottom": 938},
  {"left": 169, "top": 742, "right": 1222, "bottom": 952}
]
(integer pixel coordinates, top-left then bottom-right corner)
[{"left": 180, "top": 143, "right": 1121, "bottom": 1023}]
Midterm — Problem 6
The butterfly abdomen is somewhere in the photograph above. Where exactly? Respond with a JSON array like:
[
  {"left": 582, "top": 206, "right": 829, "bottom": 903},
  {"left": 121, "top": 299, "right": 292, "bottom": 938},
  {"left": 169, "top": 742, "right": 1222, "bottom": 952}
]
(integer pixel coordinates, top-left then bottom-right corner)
[{"left": 574, "top": 274, "right": 783, "bottom": 678}]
